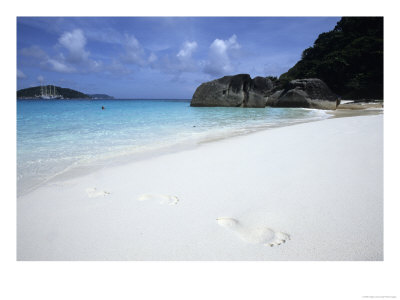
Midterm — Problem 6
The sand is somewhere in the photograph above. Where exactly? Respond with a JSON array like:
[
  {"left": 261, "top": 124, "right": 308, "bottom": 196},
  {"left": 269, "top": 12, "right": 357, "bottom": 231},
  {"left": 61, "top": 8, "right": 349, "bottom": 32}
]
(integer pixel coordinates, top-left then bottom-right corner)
[{"left": 17, "top": 114, "right": 383, "bottom": 260}]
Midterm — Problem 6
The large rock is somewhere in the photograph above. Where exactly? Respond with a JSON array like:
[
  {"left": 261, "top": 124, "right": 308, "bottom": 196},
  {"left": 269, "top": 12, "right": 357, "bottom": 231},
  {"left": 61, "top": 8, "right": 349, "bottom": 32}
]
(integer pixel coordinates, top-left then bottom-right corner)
[
  {"left": 191, "top": 76, "right": 339, "bottom": 110},
  {"left": 190, "top": 74, "right": 273, "bottom": 108},
  {"left": 266, "top": 78, "right": 339, "bottom": 110}
]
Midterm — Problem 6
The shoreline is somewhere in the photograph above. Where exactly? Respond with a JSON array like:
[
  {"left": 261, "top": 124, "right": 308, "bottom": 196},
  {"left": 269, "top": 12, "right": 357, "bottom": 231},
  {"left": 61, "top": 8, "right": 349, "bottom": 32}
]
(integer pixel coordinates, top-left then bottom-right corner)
[
  {"left": 17, "top": 107, "right": 383, "bottom": 198},
  {"left": 17, "top": 113, "right": 383, "bottom": 260},
  {"left": 328, "top": 107, "right": 383, "bottom": 118},
  {"left": 17, "top": 107, "right": 329, "bottom": 197}
]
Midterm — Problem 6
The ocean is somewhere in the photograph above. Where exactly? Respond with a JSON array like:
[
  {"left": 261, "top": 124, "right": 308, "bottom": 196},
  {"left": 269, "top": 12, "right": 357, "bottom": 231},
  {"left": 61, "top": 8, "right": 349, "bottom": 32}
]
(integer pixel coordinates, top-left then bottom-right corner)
[{"left": 17, "top": 99, "right": 330, "bottom": 196}]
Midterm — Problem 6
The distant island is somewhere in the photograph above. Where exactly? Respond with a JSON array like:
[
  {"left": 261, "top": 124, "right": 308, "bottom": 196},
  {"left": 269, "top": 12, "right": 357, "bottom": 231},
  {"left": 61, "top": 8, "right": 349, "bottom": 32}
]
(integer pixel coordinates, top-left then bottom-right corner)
[
  {"left": 88, "top": 94, "right": 115, "bottom": 99},
  {"left": 17, "top": 86, "right": 114, "bottom": 100}
]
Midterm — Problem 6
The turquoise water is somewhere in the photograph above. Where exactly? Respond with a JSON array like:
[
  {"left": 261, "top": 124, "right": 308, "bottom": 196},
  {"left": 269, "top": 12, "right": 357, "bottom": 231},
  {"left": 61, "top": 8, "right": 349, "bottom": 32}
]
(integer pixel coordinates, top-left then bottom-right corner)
[{"left": 17, "top": 99, "right": 329, "bottom": 195}]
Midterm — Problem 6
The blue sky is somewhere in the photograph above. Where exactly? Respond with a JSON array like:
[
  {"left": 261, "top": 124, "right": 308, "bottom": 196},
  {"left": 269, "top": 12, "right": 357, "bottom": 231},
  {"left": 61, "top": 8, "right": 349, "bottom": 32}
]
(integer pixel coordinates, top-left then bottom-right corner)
[{"left": 17, "top": 17, "right": 341, "bottom": 98}]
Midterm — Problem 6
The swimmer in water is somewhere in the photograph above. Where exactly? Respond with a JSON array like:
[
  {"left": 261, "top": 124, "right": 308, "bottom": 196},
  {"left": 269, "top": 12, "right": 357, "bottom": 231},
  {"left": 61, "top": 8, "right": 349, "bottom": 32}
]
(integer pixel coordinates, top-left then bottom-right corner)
[{"left": 102, "top": 106, "right": 105, "bottom": 110}]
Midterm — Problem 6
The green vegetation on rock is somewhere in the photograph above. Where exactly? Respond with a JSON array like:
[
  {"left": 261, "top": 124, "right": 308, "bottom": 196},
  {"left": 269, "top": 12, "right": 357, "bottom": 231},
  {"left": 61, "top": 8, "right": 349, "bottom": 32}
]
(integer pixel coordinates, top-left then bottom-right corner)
[
  {"left": 279, "top": 17, "right": 383, "bottom": 100},
  {"left": 17, "top": 86, "right": 91, "bottom": 99}
]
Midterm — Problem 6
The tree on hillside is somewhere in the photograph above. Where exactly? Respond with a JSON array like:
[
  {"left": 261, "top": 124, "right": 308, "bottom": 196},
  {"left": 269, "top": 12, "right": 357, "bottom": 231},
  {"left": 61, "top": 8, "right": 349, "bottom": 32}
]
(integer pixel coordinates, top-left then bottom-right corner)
[{"left": 279, "top": 17, "right": 383, "bottom": 100}]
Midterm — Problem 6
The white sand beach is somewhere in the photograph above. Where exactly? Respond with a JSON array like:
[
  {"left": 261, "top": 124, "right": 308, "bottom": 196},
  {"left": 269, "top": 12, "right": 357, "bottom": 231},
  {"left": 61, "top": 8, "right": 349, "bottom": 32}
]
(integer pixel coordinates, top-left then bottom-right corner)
[{"left": 17, "top": 113, "right": 383, "bottom": 260}]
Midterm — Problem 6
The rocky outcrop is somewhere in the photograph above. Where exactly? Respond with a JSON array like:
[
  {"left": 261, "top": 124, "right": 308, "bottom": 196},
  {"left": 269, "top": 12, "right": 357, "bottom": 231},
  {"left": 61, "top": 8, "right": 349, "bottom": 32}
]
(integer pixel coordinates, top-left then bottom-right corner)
[
  {"left": 190, "top": 75, "right": 339, "bottom": 110},
  {"left": 266, "top": 78, "right": 339, "bottom": 110},
  {"left": 190, "top": 74, "right": 273, "bottom": 108}
]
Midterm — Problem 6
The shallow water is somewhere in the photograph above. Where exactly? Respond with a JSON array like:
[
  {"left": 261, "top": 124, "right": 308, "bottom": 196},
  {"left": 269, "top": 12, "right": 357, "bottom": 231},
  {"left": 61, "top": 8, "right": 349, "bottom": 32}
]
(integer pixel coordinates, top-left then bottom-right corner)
[{"left": 17, "top": 99, "right": 329, "bottom": 195}]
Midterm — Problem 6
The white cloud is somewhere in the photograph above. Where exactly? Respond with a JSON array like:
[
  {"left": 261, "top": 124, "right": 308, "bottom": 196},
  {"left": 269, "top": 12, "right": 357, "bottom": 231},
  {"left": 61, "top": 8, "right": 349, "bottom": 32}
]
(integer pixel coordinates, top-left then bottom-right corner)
[
  {"left": 18, "top": 28, "right": 107, "bottom": 77},
  {"left": 148, "top": 53, "right": 158, "bottom": 63},
  {"left": 45, "top": 58, "right": 76, "bottom": 73},
  {"left": 212, "top": 35, "right": 240, "bottom": 52},
  {"left": 155, "top": 40, "right": 199, "bottom": 74},
  {"left": 204, "top": 34, "right": 241, "bottom": 76},
  {"left": 58, "top": 29, "right": 90, "bottom": 63},
  {"left": 122, "top": 34, "right": 146, "bottom": 66},
  {"left": 170, "top": 41, "right": 199, "bottom": 72},
  {"left": 177, "top": 41, "right": 198, "bottom": 59},
  {"left": 49, "top": 29, "right": 102, "bottom": 73},
  {"left": 37, "top": 75, "right": 44, "bottom": 83},
  {"left": 17, "top": 69, "right": 27, "bottom": 79}
]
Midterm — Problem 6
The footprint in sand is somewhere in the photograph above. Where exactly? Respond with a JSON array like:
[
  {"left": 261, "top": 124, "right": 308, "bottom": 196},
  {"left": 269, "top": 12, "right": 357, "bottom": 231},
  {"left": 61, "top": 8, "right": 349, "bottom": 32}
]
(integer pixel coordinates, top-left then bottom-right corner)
[
  {"left": 138, "top": 193, "right": 179, "bottom": 205},
  {"left": 86, "top": 187, "right": 110, "bottom": 198},
  {"left": 216, "top": 217, "right": 290, "bottom": 247}
]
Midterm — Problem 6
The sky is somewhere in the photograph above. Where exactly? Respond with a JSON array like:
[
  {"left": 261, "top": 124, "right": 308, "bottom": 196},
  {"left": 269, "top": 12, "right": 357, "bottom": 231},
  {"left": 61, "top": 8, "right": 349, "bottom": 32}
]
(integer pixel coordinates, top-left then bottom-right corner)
[{"left": 17, "top": 17, "right": 341, "bottom": 99}]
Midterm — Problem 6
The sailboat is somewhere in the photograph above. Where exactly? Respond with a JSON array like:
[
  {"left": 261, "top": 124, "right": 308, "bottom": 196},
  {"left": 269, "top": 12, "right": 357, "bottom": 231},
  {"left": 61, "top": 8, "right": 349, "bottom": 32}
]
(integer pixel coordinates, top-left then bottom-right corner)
[{"left": 36, "top": 82, "right": 63, "bottom": 99}]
